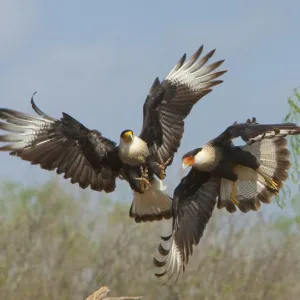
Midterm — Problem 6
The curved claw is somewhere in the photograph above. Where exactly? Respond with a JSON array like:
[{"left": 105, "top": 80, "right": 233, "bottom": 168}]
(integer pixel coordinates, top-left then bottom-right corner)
[
  {"left": 135, "top": 177, "right": 150, "bottom": 193},
  {"left": 158, "top": 157, "right": 173, "bottom": 180},
  {"left": 256, "top": 169, "right": 278, "bottom": 191}
]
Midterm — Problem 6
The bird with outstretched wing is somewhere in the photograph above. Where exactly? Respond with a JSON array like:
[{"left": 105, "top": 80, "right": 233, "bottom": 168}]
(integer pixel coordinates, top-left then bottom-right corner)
[
  {"left": 154, "top": 117, "right": 300, "bottom": 282},
  {"left": 0, "top": 45, "right": 226, "bottom": 223}
]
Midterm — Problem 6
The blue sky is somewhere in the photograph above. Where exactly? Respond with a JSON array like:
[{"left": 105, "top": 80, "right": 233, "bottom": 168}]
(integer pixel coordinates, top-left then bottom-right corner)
[{"left": 0, "top": 0, "right": 299, "bottom": 210}]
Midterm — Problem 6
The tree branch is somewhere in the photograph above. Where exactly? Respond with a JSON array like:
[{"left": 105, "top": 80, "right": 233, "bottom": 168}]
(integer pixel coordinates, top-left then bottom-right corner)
[{"left": 86, "top": 286, "right": 143, "bottom": 300}]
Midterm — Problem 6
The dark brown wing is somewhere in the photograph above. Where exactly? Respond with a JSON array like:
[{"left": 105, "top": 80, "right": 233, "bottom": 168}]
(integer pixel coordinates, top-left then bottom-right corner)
[
  {"left": 213, "top": 117, "right": 300, "bottom": 146},
  {"left": 0, "top": 95, "right": 122, "bottom": 193},
  {"left": 153, "top": 169, "right": 220, "bottom": 283},
  {"left": 140, "top": 46, "right": 226, "bottom": 166}
]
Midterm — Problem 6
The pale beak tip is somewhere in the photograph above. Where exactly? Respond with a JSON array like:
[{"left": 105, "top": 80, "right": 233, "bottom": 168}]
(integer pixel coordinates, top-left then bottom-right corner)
[{"left": 182, "top": 162, "right": 189, "bottom": 170}]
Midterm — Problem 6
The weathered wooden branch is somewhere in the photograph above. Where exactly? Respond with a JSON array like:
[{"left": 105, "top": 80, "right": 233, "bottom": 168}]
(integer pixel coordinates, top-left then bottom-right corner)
[
  {"left": 86, "top": 286, "right": 143, "bottom": 300},
  {"left": 105, "top": 297, "right": 143, "bottom": 300}
]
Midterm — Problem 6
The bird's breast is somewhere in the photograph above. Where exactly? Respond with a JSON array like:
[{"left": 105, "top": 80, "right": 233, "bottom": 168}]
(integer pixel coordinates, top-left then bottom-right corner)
[{"left": 118, "top": 138, "right": 150, "bottom": 166}]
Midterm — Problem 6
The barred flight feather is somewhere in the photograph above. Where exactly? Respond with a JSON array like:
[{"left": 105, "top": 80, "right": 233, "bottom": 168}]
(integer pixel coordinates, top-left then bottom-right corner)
[{"left": 219, "top": 137, "right": 291, "bottom": 213}]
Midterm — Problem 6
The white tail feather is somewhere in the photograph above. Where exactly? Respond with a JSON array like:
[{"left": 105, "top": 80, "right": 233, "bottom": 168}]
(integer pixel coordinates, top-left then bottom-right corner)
[{"left": 130, "top": 179, "right": 172, "bottom": 222}]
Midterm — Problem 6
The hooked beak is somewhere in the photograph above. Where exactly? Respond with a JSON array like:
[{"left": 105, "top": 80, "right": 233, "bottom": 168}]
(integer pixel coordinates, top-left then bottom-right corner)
[
  {"left": 182, "top": 157, "right": 195, "bottom": 170},
  {"left": 122, "top": 131, "right": 134, "bottom": 143},
  {"left": 182, "top": 162, "right": 189, "bottom": 170},
  {"left": 128, "top": 132, "right": 133, "bottom": 142}
]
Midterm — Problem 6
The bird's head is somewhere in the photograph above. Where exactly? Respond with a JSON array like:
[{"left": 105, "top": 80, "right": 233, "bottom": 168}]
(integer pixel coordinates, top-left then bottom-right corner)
[
  {"left": 120, "top": 129, "right": 134, "bottom": 144},
  {"left": 182, "top": 148, "right": 202, "bottom": 169}
]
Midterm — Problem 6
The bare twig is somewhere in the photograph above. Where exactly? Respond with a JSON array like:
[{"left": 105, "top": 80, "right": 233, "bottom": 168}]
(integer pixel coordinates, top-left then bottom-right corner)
[
  {"left": 106, "top": 297, "right": 143, "bottom": 300},
  {"left": 86, "top": 286, "right": 143, "bottom": 300}
]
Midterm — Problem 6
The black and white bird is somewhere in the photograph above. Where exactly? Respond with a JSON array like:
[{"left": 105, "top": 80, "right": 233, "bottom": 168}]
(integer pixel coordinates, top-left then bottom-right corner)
[
  {"left": 0, "top": 45, "right": 226, "bottom": 223},
  {"left": 154, "top": 118, "right": 300, "bottom": 281}
]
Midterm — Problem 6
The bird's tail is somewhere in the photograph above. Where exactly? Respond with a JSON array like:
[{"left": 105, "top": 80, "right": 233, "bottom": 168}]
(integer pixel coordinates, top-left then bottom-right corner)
[
  {"left": 130, "top": 178, "right": 172, "bottom": 222},
  {"left": 218, "top": 137, "right": 291, "bottom": 213}
]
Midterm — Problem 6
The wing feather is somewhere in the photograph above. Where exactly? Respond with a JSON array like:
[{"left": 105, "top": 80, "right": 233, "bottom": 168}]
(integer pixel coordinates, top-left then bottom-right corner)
[
  {"left": 0, "top": 95, "right": 122, "bottom": 193},
  {"left": 214, "top": 117, "right": 300, "bottom": 145},
  {"left": 140, "top": 46, "right": 226, "bottom": 165},
  {"left": 153, "top": 169, "right": 220, "bottom": 283}
]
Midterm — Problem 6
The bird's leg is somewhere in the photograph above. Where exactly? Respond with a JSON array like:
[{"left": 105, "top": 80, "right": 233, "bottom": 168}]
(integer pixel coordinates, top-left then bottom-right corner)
[
  {"left": 256, "top": 169, "right": 278, "bottom": 190},
  {"left": 158, "top": 157, "right": 172, "bottom": 180},
  {"left": 140, "top": 165, "right": 149, "bottom": 179},
  {"left": 134, "top": 166, "right": 150, "bottom": 193},
  {"left": 230, "top": 180, "right": 240, "bottom": 206},
  {"left": 134, "top": 177, "right": 150, "bottom": 193}
]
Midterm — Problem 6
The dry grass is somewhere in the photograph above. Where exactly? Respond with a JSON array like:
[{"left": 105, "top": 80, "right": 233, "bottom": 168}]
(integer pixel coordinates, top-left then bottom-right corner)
[{"left": 0, "top": 180, "right": 299, "bottom": 299}]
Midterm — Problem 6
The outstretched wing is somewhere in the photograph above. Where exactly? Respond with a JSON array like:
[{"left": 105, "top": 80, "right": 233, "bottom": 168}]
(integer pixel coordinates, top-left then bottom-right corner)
[
  {"left": 215, "top": 118, "right": 300, "bottom": 214},
  {"left": 0, "top": 95, "right": 122, "bottom": 193},
  {"left": 153, "top": 169, "right": 220, "bottom": 283},
  {"left": 140, "top": 46, "right": 226, "bottom": 166},
  {"left": 213, "top": 117, "right": 300, "bottom": 146}
]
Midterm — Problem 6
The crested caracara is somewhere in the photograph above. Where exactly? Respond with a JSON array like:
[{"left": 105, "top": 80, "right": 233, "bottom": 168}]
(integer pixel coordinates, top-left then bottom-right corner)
[
  {"left": 154, "top": 117, "right": 300, "bottom": 282},
  {"left": 0, "top": 45, "right": 226, "bottom": 223}
]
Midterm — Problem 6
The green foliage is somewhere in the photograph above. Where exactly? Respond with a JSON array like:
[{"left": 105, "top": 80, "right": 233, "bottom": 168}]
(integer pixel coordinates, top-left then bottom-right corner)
[
  {"left": 275, "top": 88, "right": 300, "bottom": 207},
  {"left": 284, "top": 89, "right": 300, "bottom": 184},
  {"left": 0, "top": 90, "right": 300, "bottom": 299}
]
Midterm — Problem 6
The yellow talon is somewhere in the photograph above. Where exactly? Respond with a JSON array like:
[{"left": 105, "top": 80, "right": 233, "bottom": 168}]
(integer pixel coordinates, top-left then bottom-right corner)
[
  {"left": 230, "top": 181, "right": 240, "bottom": 206},
  {"left": 135, "top": 177, "right": 150, "bottom": 193},
  {"left": 159, "top": 168, "right": 166, "bottom": 180},
  {"left": 265, "top": 177, "right": 278, "bottom": 190},
  {"left": 158, "top": 157, "right": 172, "bottom": 180},
  {"left": 256, "top": 169, "right": 278, "bottom": 190},
  {"left": 139, "top": 166, "right": 148, "bottom": 178}
]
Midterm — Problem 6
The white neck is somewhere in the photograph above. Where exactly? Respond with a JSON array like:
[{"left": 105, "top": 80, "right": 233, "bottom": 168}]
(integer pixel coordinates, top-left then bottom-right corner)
[
  {"left": 119, "top": 135, "right": 141, "bottom": 148},
  {"left": 193, "top": 146, "right": 218, "bottom": 172}
]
